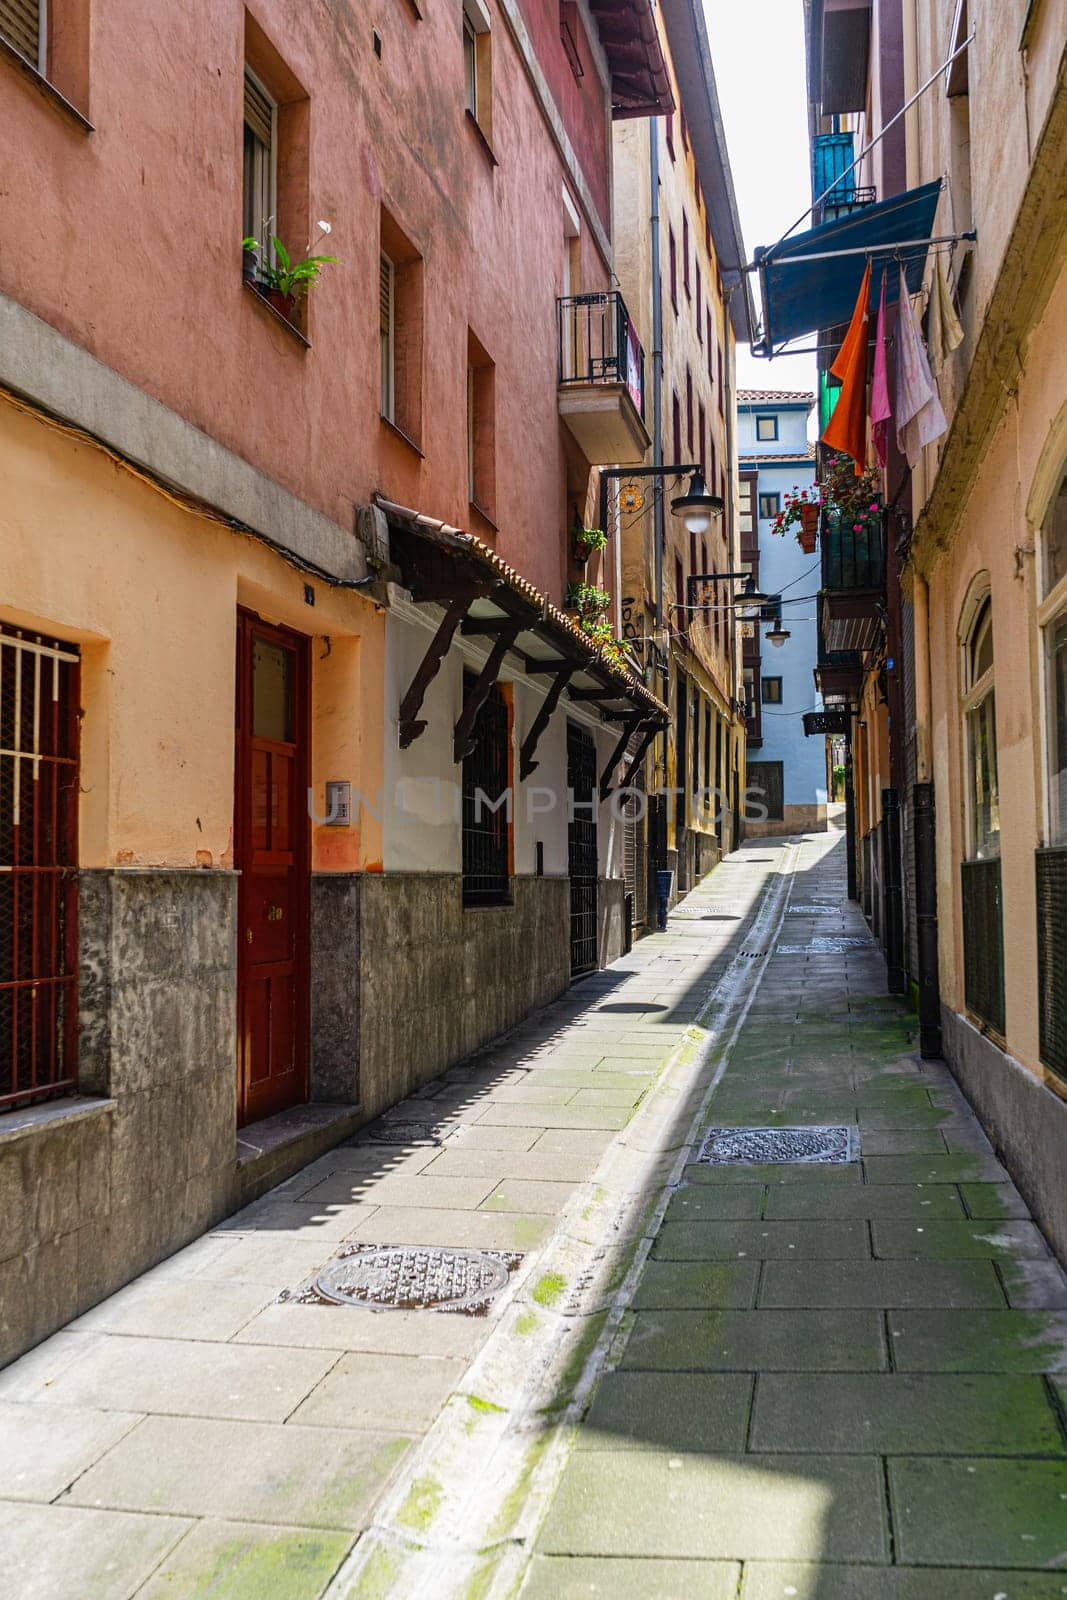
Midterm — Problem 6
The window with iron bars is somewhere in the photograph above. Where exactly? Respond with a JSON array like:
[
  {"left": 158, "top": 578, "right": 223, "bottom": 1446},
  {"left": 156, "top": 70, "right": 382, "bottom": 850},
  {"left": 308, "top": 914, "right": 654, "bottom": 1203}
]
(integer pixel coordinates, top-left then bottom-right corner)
[
  {"left": 0, "top": 627, "right": 80, "bottom": 1112},
  {"left": 461, "top": 672, "right": 511, "bottom": 906}
]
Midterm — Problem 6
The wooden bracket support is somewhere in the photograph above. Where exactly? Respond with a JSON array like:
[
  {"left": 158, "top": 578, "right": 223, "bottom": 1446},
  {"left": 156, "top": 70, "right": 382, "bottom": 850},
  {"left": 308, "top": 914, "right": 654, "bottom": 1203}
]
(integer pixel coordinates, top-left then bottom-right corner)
[
  {"left": 615, "top": 719, "right": 663, "bottom": 797},
  {"left": 519, "top": 665, "right": 574, "bottom": 781},
  {"left": 599, "top": 715, "right": 648, "bottom": 801},
  {"left": 453, "top": 624, "right": 521, "bottom": 763},
  {"left": 398, "top": 596, "right": 472, "bottom": 749}
]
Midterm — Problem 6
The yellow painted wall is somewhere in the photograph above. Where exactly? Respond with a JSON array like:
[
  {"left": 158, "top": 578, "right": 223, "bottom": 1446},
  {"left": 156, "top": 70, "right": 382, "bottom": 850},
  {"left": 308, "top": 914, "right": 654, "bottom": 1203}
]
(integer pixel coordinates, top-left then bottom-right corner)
[{"left": 0, "top": 396, "right": 385, "bottom": 872}]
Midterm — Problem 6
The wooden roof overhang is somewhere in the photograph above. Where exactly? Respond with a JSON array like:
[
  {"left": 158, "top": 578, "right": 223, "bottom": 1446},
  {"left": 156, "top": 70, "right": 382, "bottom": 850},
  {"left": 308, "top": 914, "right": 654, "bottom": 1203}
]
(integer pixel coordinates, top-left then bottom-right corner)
[
  {"left": 376, "top": 496, "right": 667, "bottom": 788},
  {"left": 586, "top": 0, "right": 673, "bottom": 120}
]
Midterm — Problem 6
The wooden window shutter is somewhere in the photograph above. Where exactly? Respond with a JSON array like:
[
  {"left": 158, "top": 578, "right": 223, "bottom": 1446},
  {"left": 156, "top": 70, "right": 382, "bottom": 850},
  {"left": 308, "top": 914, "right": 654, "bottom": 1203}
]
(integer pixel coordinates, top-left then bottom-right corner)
[
  {"left": 243, "top": 70, "right": 273, "bottom": 149},
  {"left": 379, "top": 254, "right": 393, "bottom": 337},
  {"left": 0, "top": 0, "right": 41, "bottom": 65}
]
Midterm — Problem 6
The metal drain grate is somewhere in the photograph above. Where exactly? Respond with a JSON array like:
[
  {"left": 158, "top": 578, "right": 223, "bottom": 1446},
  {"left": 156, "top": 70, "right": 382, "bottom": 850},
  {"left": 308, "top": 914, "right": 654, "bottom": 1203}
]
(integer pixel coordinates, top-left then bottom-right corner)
[
  {"left": 698, "top": 1125, "right": 859, "bottom": 1165},
  {"left": 296, "top": 1244, "right": 520, "bottom": 1314},
  {"left": 359, "top": 1120, "right": 463, "bottom": 1147},
  {"left": 786, "top": 905, "right": 837, "bottom": 915}
]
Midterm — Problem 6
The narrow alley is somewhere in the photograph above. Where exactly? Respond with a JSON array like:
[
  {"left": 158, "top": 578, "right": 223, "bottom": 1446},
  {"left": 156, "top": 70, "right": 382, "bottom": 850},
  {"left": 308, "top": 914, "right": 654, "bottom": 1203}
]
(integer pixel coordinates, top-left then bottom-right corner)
[{"left": 3, "top": 826, "right": 1065, "bottom": 1598}]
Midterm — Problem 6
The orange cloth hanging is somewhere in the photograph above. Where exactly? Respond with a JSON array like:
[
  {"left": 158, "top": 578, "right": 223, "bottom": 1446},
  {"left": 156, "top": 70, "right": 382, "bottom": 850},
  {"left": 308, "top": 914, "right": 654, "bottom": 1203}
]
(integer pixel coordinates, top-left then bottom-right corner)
[{"left": 821, "top": 260, "right": 872, "bottom": 473}]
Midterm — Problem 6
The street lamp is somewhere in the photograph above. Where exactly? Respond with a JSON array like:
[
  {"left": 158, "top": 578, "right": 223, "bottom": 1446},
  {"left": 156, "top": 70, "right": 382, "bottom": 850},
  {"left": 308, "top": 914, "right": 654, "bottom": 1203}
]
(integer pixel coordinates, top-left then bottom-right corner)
[
  {"left": 669, "top": 470, "right": 724, "bottom": 535},
  {"left": 734, "top": 574, "right": 769, "bottom": 617},
  {"left": 765, "top": 622, "right": 791, "bottom": 647}
]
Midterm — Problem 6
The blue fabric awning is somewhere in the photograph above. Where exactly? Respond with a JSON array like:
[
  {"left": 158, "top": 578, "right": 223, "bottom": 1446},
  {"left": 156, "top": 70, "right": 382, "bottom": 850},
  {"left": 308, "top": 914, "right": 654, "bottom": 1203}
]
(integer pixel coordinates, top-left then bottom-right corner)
[{"left": 755, "top": 180, "right": 943, "bottom": 351}]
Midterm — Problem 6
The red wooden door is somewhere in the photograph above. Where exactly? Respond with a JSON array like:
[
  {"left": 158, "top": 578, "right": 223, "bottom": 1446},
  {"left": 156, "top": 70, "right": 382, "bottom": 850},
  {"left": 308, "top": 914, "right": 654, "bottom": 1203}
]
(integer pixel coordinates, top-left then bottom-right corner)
[{"left": 235, "top": 611, "right": 309, "bottom": 1126}]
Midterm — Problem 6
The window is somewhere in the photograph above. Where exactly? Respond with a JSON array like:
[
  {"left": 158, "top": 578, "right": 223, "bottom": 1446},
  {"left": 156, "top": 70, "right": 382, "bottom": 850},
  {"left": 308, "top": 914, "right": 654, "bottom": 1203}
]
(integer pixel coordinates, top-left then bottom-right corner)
[
  {"left": 695, "top": 263, "right": 702, "bottom": 338},
  {"left": 1040, "top": 474, "right": 1067, "bottom": 841},
  {"left": 756, "top": 413, "right": 778, "bottom": 442},
  {"left": 467, "top": 328, "right": 496, "bottom": 520},
  {"left": 243, "top": 68, "right": 277, "bottom": 254},
  {"left": 379, "top": 254, "right": 395, "bottom": 420},
  {"left": 462, "top": 673, "right": 511, "bottom": 905},
  {"left": 738, "top": 476, "right": 755, "bottom": 537},
  {"left": 559, "top": 0, "right": 583, "bottom": 81},
  {"left": 665, "top": 109, "right": 675, "bottom": 159},
  {"left": 672, "top": 390, "right": 681, "bottom": 467},
  {"left": 762, "top": 676, "right": 783, "bottom": 704},
  {"left": 706, "top": 311, "right": 714, "bottom": 381},
  {"left": 668, "top": 227, "right": 678, "bottom": 310},
  {"left": 698, "top": 401, "right": 706, "bottom": 475},
  {"left": 379, "top": 208, "right": 424, "bottom": 444},
  {"left": 1, "top": 0, "right": 45, "bottom": 69},
  {"left": 686, "top": 366, "right": 694, "bottom": 454},
  {"left": 680, "top": 107, "right": 689, "bottom": 152},
  {"left": 683, "top": 213, "right": 690, "bottom": 297},
  {"left": 717, "top": 346, "right": 724, "bottom": 415},
  {"left": 462, "top": 0, "right": 492, "bottom": 137},
  {"left": 759, "top": 492, "right": 781, "bottom": 520},
  {"left": 747, "top": 760, "right": 784, "bottom": 821},
  {"left": 961, "top": 592, "right": 999, "bottom": 859}
]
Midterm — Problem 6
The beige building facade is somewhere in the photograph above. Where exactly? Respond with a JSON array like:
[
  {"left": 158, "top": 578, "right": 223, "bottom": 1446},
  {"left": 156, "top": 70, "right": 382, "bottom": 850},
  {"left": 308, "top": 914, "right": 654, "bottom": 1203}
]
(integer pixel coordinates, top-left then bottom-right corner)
[{"left": 612, "top": 0, "right": 751, "bottom": 913}]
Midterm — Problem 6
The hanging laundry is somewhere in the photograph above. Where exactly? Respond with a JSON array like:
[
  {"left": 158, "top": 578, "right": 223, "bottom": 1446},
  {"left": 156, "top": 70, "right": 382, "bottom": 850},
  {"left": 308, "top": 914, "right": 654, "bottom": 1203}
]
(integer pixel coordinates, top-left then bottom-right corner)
[
  {"left": 928, "top": 253, "right": 964, "bottom": 374},
  {"left": 871, "top": 269, "right": 891, "bottom": 469},
  {"left": 895, "top": 265, "right": 947, "bottom": 468},
  {"left": 821, "top": 259, "right": 872, "bottom": 472}
]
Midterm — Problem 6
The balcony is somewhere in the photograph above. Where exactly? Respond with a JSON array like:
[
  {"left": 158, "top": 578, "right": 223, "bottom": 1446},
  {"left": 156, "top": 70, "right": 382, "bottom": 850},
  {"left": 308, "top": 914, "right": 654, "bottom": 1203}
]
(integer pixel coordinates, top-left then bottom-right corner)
[
  {"left": 820, "top": 507, "right": 885, "bottom": 654},
  {"left": 814, "top": 647, "right": 865, "bottom": 704},
  {"left": 558, "top": 291, "right": 651, "bottom": 465}
]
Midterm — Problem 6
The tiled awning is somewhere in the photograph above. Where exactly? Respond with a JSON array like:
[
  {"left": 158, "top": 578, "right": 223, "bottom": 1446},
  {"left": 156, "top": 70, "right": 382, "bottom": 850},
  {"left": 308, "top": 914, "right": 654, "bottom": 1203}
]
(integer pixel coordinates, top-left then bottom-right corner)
[{"left": 586, "top": 0, "right": 673, "bottom": 120}]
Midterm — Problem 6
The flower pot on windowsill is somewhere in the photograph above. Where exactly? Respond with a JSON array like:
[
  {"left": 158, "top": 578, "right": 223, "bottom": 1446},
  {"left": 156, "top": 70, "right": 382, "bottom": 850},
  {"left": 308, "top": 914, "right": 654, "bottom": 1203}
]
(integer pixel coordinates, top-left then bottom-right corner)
[
  {"left": 265, "top": 286, "right": 297, "bottom": 323},
  {"left": 242, "top": 247, "right": 259, "bottom": 285},
  {"left": 573, "top": 539, "right": 593, "bottom": 565},
  {"left": 797, "top": 502, "right": 819, "bottom": 553}
]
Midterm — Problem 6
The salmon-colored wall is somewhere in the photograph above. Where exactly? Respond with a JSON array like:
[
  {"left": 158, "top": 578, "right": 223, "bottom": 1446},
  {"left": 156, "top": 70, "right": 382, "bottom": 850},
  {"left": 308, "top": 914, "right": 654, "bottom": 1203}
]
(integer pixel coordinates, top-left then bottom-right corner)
[
  {"left": 0, "top": 0, "right": 615, "bottom": 603},
  {"left": 515, "top": 0, "right": 611, "bottom": 232}
]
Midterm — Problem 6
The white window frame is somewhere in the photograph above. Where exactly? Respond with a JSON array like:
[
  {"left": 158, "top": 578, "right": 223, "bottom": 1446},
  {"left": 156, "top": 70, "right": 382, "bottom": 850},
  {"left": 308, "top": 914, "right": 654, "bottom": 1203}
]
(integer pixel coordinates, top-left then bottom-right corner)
[
  {"left": 959, "top": 590, "right": 999, "bottom": 861},
  {"left": 243, "top": 66, "right": 278, "bottom": 266},
  {"left": 380, "top": 253, "right": 396, "bottom": 423},
  {"left": 1036, "top": 469, "right": 1067, "bottom": 845},
  {"left": 462, "top": 0, "right": 491, "bottom": 123}
]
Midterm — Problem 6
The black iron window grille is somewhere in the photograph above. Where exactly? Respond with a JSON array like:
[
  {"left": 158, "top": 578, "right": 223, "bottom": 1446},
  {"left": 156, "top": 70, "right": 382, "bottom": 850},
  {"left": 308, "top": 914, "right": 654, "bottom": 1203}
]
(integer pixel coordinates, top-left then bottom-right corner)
[
  {"left": 567, "top": 721, "right": 598, "bottom": 976},
  {"left": 0, "top": 627, "right": 81, "bottom": 1112},
  {"left": 1036, "top": 846, "right": 1067, "bottom": 1082},
  {"left": 461, "top": 673, "right": 511, "bottom": 907},
  {"left": 961, "top": 856, "right": 1005, "bottom": 1034}
]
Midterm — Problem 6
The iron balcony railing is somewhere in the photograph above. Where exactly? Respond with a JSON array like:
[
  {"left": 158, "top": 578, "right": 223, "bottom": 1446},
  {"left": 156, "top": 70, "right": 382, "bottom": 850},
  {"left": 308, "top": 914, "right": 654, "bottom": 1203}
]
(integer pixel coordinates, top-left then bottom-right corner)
[
  {"left": 558, "top": 290, "right": 645, "bottom": 419},
  {"left": 817, "top": 186, "right": 878, "bottom": 225},
  {"left": 1036, "top": 845, "right": 1067, "bottom": 1083},
  {"left": 821, "top": 506, "right": 887, "bottom": 592}
]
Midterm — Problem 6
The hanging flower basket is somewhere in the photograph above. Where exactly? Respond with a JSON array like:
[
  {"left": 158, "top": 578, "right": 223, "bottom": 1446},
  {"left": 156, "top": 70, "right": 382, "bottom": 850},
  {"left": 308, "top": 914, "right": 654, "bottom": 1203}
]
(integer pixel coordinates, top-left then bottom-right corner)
[
  {"left": 571, "top": 526, "right": 608, "bottom": 565},
  {"left": 772, "top": 486, "right": 822, "bottom": 550},
  {"left": 798, "top": 502, "right": 819, "bottom": 552}
]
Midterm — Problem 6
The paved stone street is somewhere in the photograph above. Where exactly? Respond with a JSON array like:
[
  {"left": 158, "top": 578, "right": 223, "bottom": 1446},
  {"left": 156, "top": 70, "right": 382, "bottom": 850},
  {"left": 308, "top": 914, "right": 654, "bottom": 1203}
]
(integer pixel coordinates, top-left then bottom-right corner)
[{"left": 3, "top": 826, "right": 1067, "bottom": 1598}]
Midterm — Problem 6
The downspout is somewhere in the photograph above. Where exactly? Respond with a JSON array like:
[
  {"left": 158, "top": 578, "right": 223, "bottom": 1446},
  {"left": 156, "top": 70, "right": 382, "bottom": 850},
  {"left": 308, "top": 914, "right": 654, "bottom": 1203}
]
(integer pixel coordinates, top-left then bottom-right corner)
[
  {"left": 722, "top": 281, "right": 742, "bottom": 845},
  {"left": 649, "top": 113, "right": 669, "bottom": 871},
  {"left": 912, "top": 570, "right": 943, "bottom": 1056}
]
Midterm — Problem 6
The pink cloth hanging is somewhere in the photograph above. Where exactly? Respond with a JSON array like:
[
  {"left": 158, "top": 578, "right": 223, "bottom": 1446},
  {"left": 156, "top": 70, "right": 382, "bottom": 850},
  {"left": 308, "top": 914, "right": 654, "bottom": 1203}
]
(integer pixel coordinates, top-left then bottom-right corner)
[{"left": 871, "top": 270, "right": 891, "bottom": 468}]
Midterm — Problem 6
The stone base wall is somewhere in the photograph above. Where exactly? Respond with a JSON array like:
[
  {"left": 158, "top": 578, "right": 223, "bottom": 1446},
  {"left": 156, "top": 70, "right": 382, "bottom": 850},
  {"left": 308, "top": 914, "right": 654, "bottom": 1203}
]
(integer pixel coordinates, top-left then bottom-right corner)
[
  {"left": 356, "top": 873, "right": 572, "bottom": 1117},
  {"left": 598, "top": 876, "right": 627, "bottom": 969},
  {"left": 0, "top": 870, "right": 237, "bottom": 1366},
  {"left": 744, "top": 803, "right": 828, "bottom": 839},
  {"left": 942, "top": 1006, "right": 1067, "bottom": 1268}
]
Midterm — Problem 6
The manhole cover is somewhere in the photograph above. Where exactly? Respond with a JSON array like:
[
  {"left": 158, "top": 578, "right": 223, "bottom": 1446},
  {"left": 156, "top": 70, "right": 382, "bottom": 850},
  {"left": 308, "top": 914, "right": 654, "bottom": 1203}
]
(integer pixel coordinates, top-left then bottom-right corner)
[
  {"left": 310, "top": 1245, "right": 514, "bottom": 1313},
  {"left": 699, "top": 1125, "right": 859, "bottom": 1165},
  {"left": 359, "top": 1120, "right": 461, "bottom": 1146},
  {"left": 786, "top": 905, "right": 836, "bottom": 914}
]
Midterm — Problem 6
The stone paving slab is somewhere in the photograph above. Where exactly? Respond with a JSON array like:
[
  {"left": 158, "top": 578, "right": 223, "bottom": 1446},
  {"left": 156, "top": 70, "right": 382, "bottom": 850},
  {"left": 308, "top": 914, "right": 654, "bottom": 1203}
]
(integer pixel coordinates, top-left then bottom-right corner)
[
  {"left": 522, "top": 1556, "right": 743, "bottom": 1598},
  {"left": 134, "top": 1519, "right": 353, "bottom": 1600},
  {"left": 577, "top": 1372, "right": 753, "bottom": 1454},
  {"left": 64, "top": 1414, "right": 411, "bottom": 1530},
  {"left": 888, "top": 1457, "right": 1067, "bottom": 1566},
  {"left": 762, "top": 1183, "right": 964, "bottom": 1218},
  {"left": 886, "top": 1308, "right": 1067, "bottom": 1371},
  {"left": 618, "top": 1309, "right": 887, "bottom": 1371},
  {"left": 872, "top": 1219, "right": 1048, "bottom": 1258},
  {"left": 630, "top": 1259, "right": 761, "bottom": 1310},
  {"left": 0, "top": 1500, "right": 190, "bottom": 1600},
  {"left": 748, "top": 1373, "right": 1064, "bottom": 1455},
  {"left": 758, "top": 1258, "right": 1006, "bottom": 1308},
  {"left": 653, "top": 1219, "right": 870, "bottom": 1260},
  {"left": 287, "top": 1352, "right": 465, "bottom": 1433},
  {"left": 0, "top": 1401, "right": 142, "bottom": 1501},
  {"left": 739, "top": 1564, "right": 1067, "bottom": 1598},
  {"left": 538, "top": 1449, "right": 890, "bottom": 1562}
]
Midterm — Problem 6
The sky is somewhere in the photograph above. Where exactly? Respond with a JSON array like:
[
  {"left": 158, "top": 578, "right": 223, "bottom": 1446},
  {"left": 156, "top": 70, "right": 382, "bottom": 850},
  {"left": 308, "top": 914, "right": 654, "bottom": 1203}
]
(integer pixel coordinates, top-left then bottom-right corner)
[{"left": 706, "top": 0, "right": 818, "bottom": 402}]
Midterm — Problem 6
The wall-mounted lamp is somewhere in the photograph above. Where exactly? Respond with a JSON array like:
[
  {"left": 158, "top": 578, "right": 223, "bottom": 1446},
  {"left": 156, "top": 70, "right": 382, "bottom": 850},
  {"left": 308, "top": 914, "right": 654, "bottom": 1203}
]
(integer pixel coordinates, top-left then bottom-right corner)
[{"left": 670, "top": 470, "right": 724, "bottom": 536}]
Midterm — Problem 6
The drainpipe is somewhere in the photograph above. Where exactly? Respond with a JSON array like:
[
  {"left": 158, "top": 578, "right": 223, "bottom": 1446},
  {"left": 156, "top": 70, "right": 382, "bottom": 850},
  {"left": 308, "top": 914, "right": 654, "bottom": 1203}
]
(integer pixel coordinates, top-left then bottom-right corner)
[
  {"left": 912, "top": 571, "right": 943, "bottom": 1057},
  {"left": 722, "top": 281, "right": 739, "bottom": 845},
  {"left": 649, "top": 115, "right": 669, "bottom": 872}
]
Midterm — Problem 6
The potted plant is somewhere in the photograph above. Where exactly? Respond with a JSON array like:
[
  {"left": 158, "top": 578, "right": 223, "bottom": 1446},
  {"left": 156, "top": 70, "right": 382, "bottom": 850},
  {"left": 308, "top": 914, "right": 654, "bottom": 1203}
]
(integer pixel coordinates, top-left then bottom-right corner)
[
  {"left": 242, "top": 223, "right": 337, "bottom": 322},
  {"left": 771, "top": 485, "right": 822, "bottom": 553},
  {"left": 819, "top": 453, "right": 883, "bottom": 531},
  {"left": 571, "top": 608, "right": 631, "bottom": 673},
  {"left": 565, "top": 581, "right": 611, "bottom": 622},
  {"left": 572, "top": 524, "right": 607, "bottom": 564}
]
